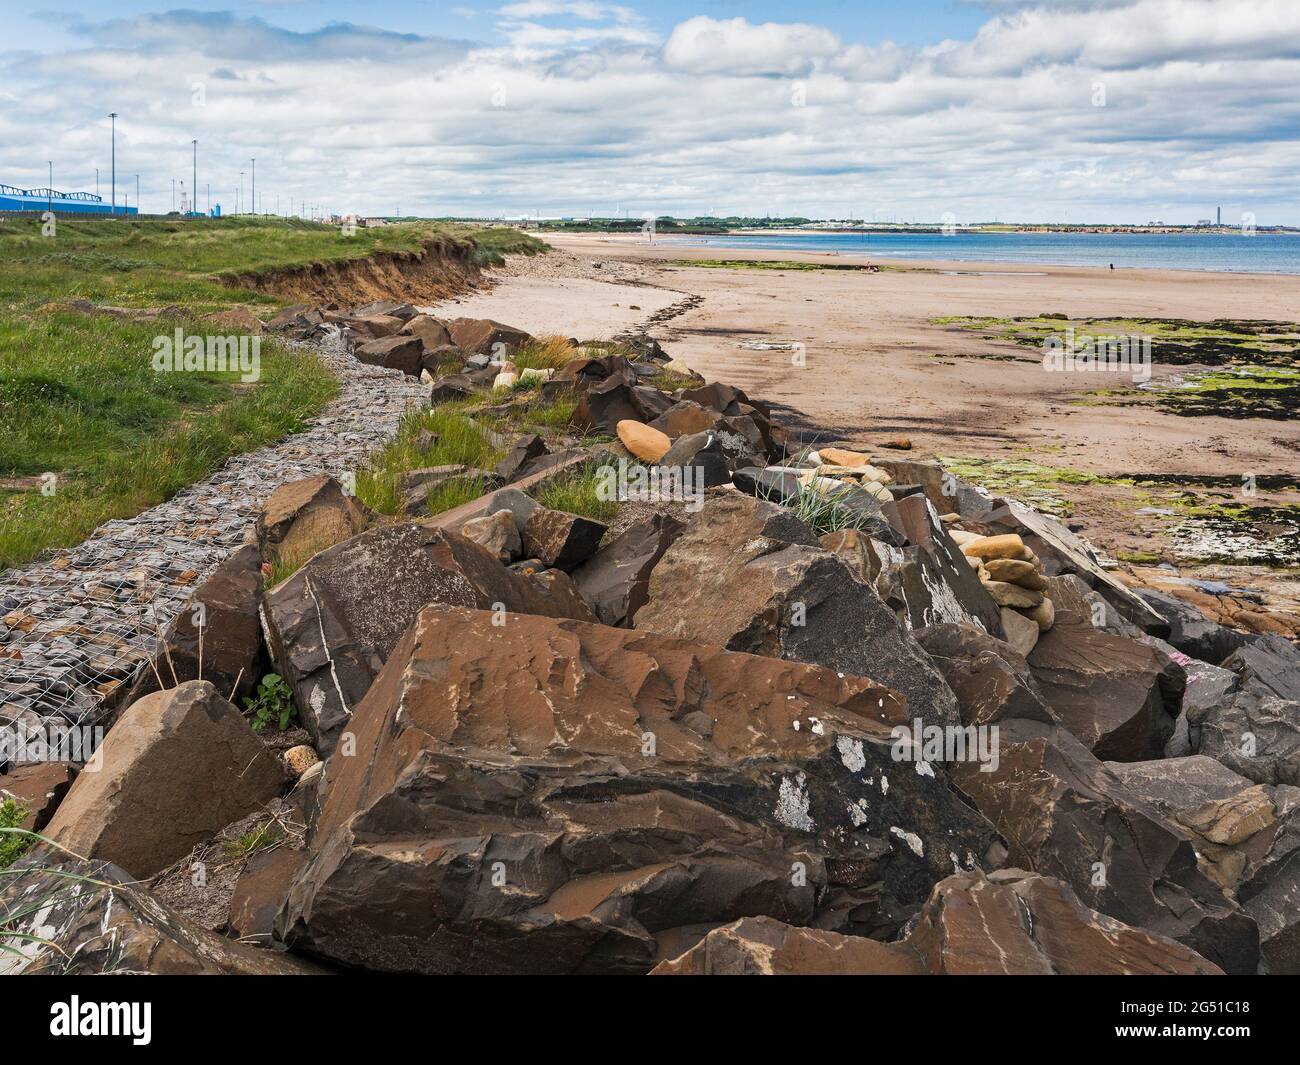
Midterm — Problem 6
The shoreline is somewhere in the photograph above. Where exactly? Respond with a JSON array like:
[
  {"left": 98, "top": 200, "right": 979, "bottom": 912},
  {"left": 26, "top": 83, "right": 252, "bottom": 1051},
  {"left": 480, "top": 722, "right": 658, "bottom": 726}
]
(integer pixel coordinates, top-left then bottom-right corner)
[
  {"left": 550, "top": 231, "right": 1300, "bottom": 279},
  {"left": 444, "top": 234, "right": 1298, "bottom": 622}
]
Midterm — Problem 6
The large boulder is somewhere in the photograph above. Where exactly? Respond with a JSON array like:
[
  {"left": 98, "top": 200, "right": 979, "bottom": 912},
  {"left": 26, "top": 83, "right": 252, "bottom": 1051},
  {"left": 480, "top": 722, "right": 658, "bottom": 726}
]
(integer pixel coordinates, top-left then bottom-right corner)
[
  {"left": 1027, "top": 612, "right": 1184, "bottom": 761},
  {"left": 653, "top": 870, "right": 1222, "bottom": 975},
  {"left": 1135, "top": 588, "right": 1254, "bottom": 664},
  {"left": 123, "top": 544, "right": 266, "bottom": 707},
  {"left": 949, "top": 717, "right": 1258, "bottom": 973},
  {"left": 1189, "top": 684, "right": 1300, "bottom": 787},
  {"left": 261, "top": 524, "right": 595, "bottom": 755},
  {"left": 635, "top": 491, "right": 961, "bottom": 728},
  {"left": 522, "top": 505, "right": 607, "bottom": 569},
  {"left": 353, "top": 335, "right": 423, "bottom": 376},
  {"left": 0, "top": 854, "right": 319, "bottom": 975},
  {"left": 447, "top": 318, "right": 531, "bottom": 356},
  {"left": 921, "top": 622, "right": 1257, "bottom": 972},
  {"left": 884, "top": 494, "right": 1004, "bottom": 637},
  {"left": 256, "top": 474, "right": 371, "bottom": 573},
  {"left": 570, "top": 513, "right": 685, "bottom": 626},
  {"left": 42, "top": 682, "right": 284, "bottom": 879},
  {"left": 1107, "top": 756, "right": 1300, "bottom": 973},
  {"left": 401, "top": 314, "right": 452, "bottom": 353},
  {"left": 277, "top": 606, "right": 998, "bottom": 974}
]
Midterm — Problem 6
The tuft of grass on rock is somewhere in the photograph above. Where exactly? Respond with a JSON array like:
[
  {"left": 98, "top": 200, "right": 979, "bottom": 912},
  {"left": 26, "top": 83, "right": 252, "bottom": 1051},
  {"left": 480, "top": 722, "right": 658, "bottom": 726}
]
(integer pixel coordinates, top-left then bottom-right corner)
[
  {"left": 356, "top": 404, "right": 505, "bottom": 516},
  {"left": 513, "top": 335, "right": 579, "bottom": 371},
  {"left": 0, "top": 799, "right": 34, "bottom": 871},
  {"left": 222, "top": 821, "right": 283, "bottom": 861},
  {"left": 533, "top": 463, "right": 620, "bottom": 523}
]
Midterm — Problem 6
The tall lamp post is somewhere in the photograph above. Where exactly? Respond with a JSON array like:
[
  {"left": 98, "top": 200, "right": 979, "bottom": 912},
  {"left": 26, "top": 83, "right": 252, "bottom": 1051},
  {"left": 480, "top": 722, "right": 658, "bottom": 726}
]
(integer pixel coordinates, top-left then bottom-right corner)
[
  {"left": 191, "top": 140, "right": 197, "bottom": 218},
  {"left": 47, "top": 161, "right": 52, "bottom": 214},
  {"left": 109, "top": 113, "right": 118, "bottom": 214},
  {"left": 251, "top": 158, "right": 256, "bottom": 216}
]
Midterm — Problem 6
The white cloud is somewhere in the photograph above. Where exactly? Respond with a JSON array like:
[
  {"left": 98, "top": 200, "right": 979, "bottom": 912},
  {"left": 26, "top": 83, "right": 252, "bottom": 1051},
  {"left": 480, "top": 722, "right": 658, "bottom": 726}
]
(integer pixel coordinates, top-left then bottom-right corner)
[
  {"left": 1, "top": 2, "right": 1296, "bottom": 223},
  {"left": 663, "top": 16, "right": 843, "bottom": 76}
]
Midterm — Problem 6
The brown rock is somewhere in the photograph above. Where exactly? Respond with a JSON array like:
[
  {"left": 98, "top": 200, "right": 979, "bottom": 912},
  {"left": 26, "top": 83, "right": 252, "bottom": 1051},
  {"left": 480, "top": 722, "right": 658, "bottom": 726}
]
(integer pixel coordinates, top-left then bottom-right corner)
[
  {"left": 401, "top": 314, "right": 452, "bottom": 352},
  {"left": 1028, "top": 612, "right": 1184, "bottom": 761},
  {"left": 123, "top": 543, "right": 266, "bottom": 707},
  {"left": 636, "top": 491, "right": 961, "bottom": 727},
  {"left": 522, "top": 505, "right": 608, "bottom": 569},
  {"left": 570, "top": 513, "right": 685, "bottom": 626},
  {"left": 227, "top": 846, "right": 309, "bottom": 943},
  {"left": 0, "top": 763, "right": 76, "bottom": 831},
  {"left": 460, "top": 509, "right": 522, "bottom": 562},
  {"left": 818, "top": 528, "right": 882, "bottom": 586},
  {"left": 353, "top": 334, "right": 423, "bottom": 376},
  {"left": 985, "top": 557, "right": 1047, "bottom": 590},
  {"left": 256, "top": 474, "right": 371, "bottom": 575},
  {"left": 961, "top": 534, "right": 1025, "bottom": 561},
  {"left": 347, "top": 313, "right": 403, "bottom": 339},
  {"left": 915, "top": 622, "right": 1056, "bottom": 729},
  {"left": 261, "top": 524, "right": 595, "bottom": 754},
  {"left": 648, "top": 401, "right": 720, "bottom": 440},
  {"left": 905, "top": 869, "right": 1222, "bottom": 975},
  {"left": 43, "top": 682, "right": 285, "bottom": 878},
  {"left": 278, "top": 606, "right": 997, "bottom": 974},
  {"left": 283, "top": 745, "right": 320, "bottom": 778},
  {"left": 447, "top": 317, "right": 531, "bottom": 356},
  {"left": 652, "top": 915, "right": 924, "bottom": 975},
  {"left": 982, "top": 579, "right": 1043, "bottom": 609},
  {"left": 616, "top": 419, "right": 672, "bottom": 462}
]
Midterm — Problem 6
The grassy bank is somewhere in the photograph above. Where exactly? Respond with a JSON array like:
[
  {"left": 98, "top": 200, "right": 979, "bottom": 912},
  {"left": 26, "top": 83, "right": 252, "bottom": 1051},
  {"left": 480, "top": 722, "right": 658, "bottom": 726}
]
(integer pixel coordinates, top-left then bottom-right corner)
[{"left": 0, "top": 215, "right": 541, "bottom": 569}]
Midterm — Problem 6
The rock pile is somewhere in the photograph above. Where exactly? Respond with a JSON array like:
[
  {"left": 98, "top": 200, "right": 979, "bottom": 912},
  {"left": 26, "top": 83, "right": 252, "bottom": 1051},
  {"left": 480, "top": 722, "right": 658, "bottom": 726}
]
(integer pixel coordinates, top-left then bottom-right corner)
[{"left": 5, "top": 299, "right": 1298, "bottom": 977}]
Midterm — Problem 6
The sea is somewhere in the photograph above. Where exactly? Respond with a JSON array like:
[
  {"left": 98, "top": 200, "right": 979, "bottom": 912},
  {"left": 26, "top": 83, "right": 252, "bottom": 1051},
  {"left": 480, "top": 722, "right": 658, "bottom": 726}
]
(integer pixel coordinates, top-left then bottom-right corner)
[{"left": 665, "top": 230, "right": 1300, "bottom": 275}]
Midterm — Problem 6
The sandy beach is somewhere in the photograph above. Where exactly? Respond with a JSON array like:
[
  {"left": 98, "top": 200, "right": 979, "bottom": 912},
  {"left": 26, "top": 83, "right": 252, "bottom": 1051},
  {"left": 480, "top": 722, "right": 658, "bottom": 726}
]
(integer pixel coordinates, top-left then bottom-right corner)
[{"left": 430, "top": 232, "right": 1299, "bottom": 621}]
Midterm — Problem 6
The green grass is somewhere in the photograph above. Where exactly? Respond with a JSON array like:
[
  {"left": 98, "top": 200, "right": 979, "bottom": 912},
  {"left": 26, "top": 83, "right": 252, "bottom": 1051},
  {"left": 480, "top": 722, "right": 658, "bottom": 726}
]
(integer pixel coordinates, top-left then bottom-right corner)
[
  {"left": 356, "top": 403, "right": 505, "bottom": 516},
  {"left": 222, "top": 821, "right": 283, "bottom": 861},
  {"left": 532, "top": 463, "right": 620, "bottom": 522},
  {"left": 0, "top": 215, "right": 540, "bottom": 569},
  {"left": 513, "top": 335, "right": 579, "bottom": 371},
  {"left": 0, "top": 800, "right": 33, "bottom": 870}
]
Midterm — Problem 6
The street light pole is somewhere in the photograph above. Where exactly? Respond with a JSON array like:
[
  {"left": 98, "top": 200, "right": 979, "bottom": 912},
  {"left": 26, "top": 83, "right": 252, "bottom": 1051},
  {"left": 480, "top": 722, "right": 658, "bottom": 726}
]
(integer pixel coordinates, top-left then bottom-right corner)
[
  {"left": 109, "top": 113, "right": 118, "bottom": 214},
  {"left": 48, "top": 161, "right": 52, "bottom": 214},
  {"left": 136, "top": 174, "right": 140, "bottom": 215},
  {"left": 251, "top": 158, "right": 256, "bottom": 216},
  {"left": 192, "top": 140, "right": 197, "bottom": 218}
]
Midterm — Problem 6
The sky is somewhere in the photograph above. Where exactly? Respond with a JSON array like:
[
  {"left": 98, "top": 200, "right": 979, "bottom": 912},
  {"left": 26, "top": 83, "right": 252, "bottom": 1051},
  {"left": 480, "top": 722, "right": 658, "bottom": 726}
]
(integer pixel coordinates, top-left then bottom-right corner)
[{"left": 3, "top": 0, "right": 1298, "bottom": 223}]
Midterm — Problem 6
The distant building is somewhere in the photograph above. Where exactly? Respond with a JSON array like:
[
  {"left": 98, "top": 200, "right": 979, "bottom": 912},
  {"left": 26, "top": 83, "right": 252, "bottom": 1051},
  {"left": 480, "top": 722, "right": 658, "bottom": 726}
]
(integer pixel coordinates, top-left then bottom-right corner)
[
  {"left": 1196, "top": 218, "right": 1213, "bottom": 227},
  {"left": 0, "top": 183, "right": 138, "bottom": 215}
]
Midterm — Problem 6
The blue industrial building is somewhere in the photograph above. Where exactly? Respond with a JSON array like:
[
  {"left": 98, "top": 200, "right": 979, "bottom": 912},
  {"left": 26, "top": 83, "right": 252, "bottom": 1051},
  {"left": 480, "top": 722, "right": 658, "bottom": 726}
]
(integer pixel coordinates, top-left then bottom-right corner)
[{"left": 0, "top": 183, "right": 138, "bottom": 215}]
